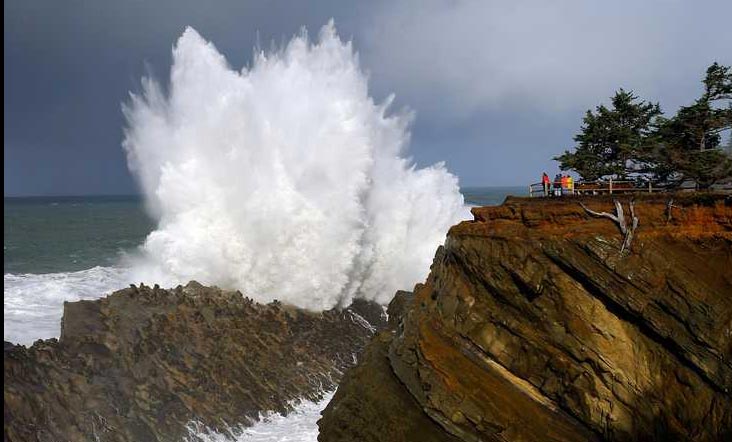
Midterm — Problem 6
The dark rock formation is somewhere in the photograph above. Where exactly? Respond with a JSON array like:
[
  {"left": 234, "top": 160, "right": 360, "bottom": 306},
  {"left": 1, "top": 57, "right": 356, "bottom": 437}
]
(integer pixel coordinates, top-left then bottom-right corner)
[
  {"left": 4, "top": 282, "right": 386, "bottom": 442},
  {"left": 319, "top": 194, "right": 732, "bottom": 442}
]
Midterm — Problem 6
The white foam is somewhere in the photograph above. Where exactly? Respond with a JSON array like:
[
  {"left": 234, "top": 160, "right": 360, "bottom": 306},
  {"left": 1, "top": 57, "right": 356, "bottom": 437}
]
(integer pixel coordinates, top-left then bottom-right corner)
[
  {"left": 3, "top": 266, "right": 131, "bottom": 345},
  {"left": 123, "top": 21, "right": 469, "bottom": 310},
  {"left": 187, "top": 392, "right": 333, "bottom": 442}
]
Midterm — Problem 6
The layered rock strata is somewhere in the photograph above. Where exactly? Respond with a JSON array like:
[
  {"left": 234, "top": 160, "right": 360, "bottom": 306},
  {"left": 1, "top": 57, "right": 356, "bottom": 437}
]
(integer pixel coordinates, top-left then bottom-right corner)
[
  {"left": 4, "top": 282, "right": 385, "bottom": 442},
  {"left": 319, "top": 194, "right": 732, "bottom": 442}
]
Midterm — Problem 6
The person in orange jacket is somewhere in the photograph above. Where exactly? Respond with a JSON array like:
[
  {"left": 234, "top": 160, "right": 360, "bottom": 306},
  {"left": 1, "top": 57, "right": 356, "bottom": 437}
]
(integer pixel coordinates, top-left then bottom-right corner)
[{"left": 542, "top": 172, "right": 550, "bottom": 196}]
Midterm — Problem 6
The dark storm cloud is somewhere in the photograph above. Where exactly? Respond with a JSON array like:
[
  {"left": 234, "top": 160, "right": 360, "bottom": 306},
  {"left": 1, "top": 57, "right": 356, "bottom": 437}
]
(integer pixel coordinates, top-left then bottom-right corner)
[
  {"left": 4, "top": 0, "right": 732, "bottom": 195},
  {"left": 3, "top": 0, "right": 372, "bottom": 195},
  {"left": 358, "top": 0, "right": 732, "bottom": 185}
]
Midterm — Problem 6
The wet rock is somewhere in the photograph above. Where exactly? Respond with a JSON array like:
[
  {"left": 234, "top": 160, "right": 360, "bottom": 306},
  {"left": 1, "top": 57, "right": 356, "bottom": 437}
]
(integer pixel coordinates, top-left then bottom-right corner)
[
  {"left": 4, "top": 282, "right": 386, "bottom": 442},
  {"left": 386, "top": 290, "right": 414, "bottom": 330},
  {"left": 319, "top": 194, "right": 732, "bottom": 442},
  {"left": 317, "top": 332, "right": 460, "bottom": 442}
]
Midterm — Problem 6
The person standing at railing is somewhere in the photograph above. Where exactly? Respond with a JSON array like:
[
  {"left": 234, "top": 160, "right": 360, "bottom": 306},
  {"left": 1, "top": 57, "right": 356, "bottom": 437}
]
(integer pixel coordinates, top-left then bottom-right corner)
[
  {"left": 561, "top": 175, "right": 569, "bottom": 196},
  {"left": 567, "top": 175, "right": 574, "bottom": 195},
  {"left": 542, "top": 172, "right": 550, "bottom": 197},
  {"left": 554, "top": 174, "right": 562, "bottom": 196}
]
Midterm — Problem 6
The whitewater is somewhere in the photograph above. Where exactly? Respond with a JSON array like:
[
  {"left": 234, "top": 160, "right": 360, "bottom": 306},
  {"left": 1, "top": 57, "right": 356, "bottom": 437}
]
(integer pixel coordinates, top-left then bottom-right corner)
[
  {"left": 4, "top": 22, "right": 468, "bottom": 441},
  {"left": 6, "top": 20, "right": 470, "bottom": 342},
  {"left": 187, "top": 393, "right": 333, "bottom": 442},
  {"left": 122, "top": 21, "right": 468, "bottom": 310},
  {"left": 4, "top": 266, "right": 131, "bottom": 345}
]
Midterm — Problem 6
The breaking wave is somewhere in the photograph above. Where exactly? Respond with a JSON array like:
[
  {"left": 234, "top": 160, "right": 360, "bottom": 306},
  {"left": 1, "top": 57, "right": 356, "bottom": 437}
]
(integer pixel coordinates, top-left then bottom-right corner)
[
  {"left": 123, "top": 21, "right": 467, "bottom": 310},
  {"left": 3, "top": 266, "right": 131, "bottom": 345}
]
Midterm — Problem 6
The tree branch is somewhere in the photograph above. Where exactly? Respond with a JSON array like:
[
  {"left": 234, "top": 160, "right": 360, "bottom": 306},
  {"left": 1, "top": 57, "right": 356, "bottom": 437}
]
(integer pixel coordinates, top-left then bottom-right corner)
[
  {"left": 579, "top": 200, "right": 639, "bottom": 253},
  {"left": 614, "top": 200, "right": 627, "bottom": 235},
  {"left": 621, "top": 199, "right": 639, "bottom": 253},
  {"left": 665, "top": 198, "right": 683, "bottom": 223},
  {"left": 578, "top": 202, "right": 620, "bottom": 224}
]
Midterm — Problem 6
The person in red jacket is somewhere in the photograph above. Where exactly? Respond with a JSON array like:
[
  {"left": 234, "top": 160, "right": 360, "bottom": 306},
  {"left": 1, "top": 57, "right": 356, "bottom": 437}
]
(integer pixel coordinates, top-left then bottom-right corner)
[{"left": 542, "top": 172, "right": 550, "bottom": 196}]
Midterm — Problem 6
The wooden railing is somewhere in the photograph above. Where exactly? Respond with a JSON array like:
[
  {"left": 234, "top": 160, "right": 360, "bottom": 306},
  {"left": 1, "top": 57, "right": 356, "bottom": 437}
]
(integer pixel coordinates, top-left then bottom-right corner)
[
  {"left": 528, "top": 182, "right": 545, "bottom": 197},
  {"left": 529, "top": 178, "right": 659, "bottom": 197}
]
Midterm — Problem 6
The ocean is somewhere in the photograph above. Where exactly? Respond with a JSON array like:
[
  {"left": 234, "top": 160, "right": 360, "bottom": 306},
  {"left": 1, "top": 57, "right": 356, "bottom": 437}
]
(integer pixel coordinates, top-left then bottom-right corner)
[
  {"left": 4, "top": 187, "right": 523, "bottom": 345},
  {"left": 3, "top": 186, "right": 523, "bottom": 440}
]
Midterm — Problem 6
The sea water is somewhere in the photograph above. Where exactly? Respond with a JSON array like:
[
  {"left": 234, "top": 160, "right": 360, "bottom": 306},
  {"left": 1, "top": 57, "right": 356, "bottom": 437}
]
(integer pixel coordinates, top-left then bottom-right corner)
[
  {"left": 187, "top": 393, "right": 334, "bottom": 442},
  {"left": 121, "top": 23, "right": 468, "bottom": 310},
  {"left": 4, "top": 196, "right": 151, "bottom": 345},
  {"left": 3, "top": 187, "right": 521, "bottom": 345},
  {"left": 3, "top": 187, "right": 520, "bottom": 440},
  {"left": 4, "top": 21, "right": 530, "bottom": 439}
]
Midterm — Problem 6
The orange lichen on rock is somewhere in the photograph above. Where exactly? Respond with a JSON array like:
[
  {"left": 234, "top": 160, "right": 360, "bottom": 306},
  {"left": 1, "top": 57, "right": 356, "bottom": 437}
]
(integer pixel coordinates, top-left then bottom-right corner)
[{"left": 319, "top": 194, "right": 732, "bottom": 442}]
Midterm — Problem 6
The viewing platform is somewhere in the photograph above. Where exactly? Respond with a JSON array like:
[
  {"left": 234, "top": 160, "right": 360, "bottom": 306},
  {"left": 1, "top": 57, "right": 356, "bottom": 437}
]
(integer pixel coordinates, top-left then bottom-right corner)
[{"left": 529, "top": 178, "right": 659, "bottom": 198}]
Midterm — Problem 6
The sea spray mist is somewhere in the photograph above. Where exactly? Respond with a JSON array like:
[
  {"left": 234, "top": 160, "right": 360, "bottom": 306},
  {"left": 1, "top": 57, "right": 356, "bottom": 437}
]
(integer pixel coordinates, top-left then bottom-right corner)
[{"left": 123, "top": 21, "right": 468, "bottom": 310}]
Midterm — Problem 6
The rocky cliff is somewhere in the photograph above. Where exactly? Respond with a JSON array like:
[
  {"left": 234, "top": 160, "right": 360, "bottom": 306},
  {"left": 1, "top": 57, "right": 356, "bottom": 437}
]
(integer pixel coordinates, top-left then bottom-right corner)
[
  {"left": 4, "top": 282, "right": 385, "bottom": 442},
  {"left": 319, "top": 194, "right": 732, "bottom": 442}
]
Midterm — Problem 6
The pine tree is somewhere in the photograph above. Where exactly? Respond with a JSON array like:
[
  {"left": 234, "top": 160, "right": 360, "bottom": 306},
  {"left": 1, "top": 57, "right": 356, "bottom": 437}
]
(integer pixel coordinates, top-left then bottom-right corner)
[
  {"left": 554, "top": 90, "right": 661, "bottom": 180},
  {"left": 654, "top": 63, "right": 732, "bottom": 188}
]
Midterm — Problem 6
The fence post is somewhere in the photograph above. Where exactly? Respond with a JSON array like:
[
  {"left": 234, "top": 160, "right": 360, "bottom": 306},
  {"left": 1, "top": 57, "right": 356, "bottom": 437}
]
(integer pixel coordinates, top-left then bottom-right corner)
[
  {"left": 529, "top": 185, "right": 533, "bottom": 197},
  {"left": 609, "top": 177, "right": 613, "bottom": 195},
  {"left": 648, "top": 181, "right": 652, "bottom": 193}
]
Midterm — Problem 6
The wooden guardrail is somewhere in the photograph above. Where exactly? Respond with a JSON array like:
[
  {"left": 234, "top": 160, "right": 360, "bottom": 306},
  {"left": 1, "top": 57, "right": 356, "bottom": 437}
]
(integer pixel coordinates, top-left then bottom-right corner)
[{"left": 529, "top": 178, "right": 658, "bottom": 197}]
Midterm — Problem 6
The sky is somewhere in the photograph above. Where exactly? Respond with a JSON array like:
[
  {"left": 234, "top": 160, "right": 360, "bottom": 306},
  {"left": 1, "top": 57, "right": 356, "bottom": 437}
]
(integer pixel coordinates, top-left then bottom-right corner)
[{"left": 4, "top": 0, "right": 732, "bottom": 196}]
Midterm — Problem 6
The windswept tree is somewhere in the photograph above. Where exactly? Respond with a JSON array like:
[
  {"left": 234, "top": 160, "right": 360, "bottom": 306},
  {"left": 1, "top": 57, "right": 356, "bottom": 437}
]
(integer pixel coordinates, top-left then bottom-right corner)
[
  {"left": 654, "top": 62, "right": 732, "bottom": 188},
  {"left": 554, "top": 89, "right": 662, "bottom": 180},
  {"left": 556, "top": 63, "right": 732, "bottom": 188}
]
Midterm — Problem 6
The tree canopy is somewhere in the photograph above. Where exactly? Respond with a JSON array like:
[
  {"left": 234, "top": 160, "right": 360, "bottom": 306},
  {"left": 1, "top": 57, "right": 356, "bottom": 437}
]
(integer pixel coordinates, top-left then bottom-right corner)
[{"left": 555, "top": 63, "right": 732, "bottom": 189}]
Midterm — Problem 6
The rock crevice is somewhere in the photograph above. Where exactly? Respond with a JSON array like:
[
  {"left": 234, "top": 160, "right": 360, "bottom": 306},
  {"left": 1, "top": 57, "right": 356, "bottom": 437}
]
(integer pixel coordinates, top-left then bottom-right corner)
[
  {"left": 4, "top": 282, "right": 386, "bottom": 442},
  {"left": 319, "top": 195, "right": 732, "bottom": 442}
]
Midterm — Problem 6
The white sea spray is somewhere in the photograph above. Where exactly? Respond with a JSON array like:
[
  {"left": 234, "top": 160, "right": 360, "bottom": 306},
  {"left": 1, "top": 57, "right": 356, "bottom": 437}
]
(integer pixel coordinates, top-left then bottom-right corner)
[
  {"left": 186, "top": 392, "right": 334, "bottom": 442},
  {"left": 3, "top": 266, "right": 131, "bottom": 345},
  {"left": 122, "top": 21, "right": 468, "bottom": 310}
]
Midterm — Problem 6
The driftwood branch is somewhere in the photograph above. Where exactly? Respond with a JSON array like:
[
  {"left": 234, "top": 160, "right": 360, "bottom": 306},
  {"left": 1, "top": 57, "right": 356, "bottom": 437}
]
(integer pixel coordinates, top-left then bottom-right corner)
[
  {"left": 665, "top": 198, "right": 683, "bottom": 223},
  {"left": 579, "top": 199, "right": 639, "bottom": 253},
  {"left": 578, "top": 202, "right": 620, "bottom": 224},
  {"left": 621, "top": 199, "right": 639, "bottom": 253}
]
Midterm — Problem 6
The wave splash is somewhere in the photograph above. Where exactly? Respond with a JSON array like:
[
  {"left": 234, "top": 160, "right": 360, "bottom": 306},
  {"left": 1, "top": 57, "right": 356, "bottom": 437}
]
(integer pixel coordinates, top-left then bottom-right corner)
[
  {"left": 4, "top": 267, "right": 131, "bottom": 345},
  {"left": 187, "top": 392, "right": 333, "bottom": 442},
  {"left": 123, "top": 21, "right": 467, "bottom": 310}
]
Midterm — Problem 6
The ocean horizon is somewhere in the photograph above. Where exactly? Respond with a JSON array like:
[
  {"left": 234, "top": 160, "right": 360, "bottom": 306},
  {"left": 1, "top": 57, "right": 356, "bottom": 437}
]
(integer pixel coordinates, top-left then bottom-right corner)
[
  {"left": 4, "top": 186, "right": 526, "bottom": 274},
  {"left": 4, "top": 186, "right": 525, "bottom": 345}
]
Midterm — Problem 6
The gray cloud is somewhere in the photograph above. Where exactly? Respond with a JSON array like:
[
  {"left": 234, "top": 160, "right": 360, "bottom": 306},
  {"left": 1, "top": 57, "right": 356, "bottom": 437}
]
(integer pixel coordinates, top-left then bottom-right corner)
[
  {"left": 357, "top": 0, "right": 731, "bottom": 118},
  {"left": 4, "top": 0, "right": 732, "bottom": 194}
]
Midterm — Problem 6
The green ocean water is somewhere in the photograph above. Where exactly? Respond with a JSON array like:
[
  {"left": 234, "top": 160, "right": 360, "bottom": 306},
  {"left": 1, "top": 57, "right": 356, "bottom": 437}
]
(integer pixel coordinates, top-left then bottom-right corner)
[
  {"left": 3, "top": 187, "right": 524, "bottom": 345},
  {"left": 3, "top": 187, "right": 524, "bottom": 275},
  {"left": 4, "top": 195, "right": 154, "bottom": 275},
  {"left": 461, "top": 186, "right": 526, "bottom": 207}
]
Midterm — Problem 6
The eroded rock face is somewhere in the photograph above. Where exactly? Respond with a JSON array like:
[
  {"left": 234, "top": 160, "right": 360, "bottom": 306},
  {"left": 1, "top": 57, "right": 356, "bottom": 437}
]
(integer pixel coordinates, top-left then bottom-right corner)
[
  {"left": 319, "top": 194, "right": 732, "bottom": 442},
  {"left": 4, "top": 282, "right": 385, "bottom": 442}
]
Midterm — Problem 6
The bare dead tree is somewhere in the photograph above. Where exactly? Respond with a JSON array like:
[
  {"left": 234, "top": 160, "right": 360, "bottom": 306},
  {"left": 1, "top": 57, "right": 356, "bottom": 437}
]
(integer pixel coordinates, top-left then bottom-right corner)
[
  {"left": 625, "top": 200, "right": 639, "bottom": 252},
  {"left": 579, "top": 199, "right": 639, "bottom": 253},
  {"left": 665, "top": 198, "right": 682, "bottom": 223}
]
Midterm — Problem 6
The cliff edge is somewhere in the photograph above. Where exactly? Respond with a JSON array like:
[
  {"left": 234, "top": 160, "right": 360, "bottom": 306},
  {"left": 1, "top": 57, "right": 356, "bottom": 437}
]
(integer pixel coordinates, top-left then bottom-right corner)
[{"left": 319, "top": 194, "right": 732, "bottom": 442}]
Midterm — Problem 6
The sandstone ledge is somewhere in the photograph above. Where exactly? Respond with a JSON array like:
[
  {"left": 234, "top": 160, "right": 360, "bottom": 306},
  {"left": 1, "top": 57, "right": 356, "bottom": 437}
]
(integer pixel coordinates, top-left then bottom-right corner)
[{"left": 319, "top": 194, "right": 732, "bottom": 442}]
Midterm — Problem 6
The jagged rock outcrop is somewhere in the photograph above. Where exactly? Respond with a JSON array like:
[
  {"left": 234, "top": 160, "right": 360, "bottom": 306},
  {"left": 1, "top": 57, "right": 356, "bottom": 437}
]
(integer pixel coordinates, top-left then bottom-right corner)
[
  {"left": 4, "top": 282, "right": 385, "bottom": 442},
  {"left": 319, "top": 194, "right": 732, "bottom": 442}
]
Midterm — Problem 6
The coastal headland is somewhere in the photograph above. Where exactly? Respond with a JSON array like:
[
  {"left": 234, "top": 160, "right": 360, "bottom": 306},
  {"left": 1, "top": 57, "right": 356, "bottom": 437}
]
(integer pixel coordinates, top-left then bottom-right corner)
[
  {"left": 5, "top": 194, "right": 732, "bottom": 442},
  {"left": 319, "top": 194, "right": 732, "bottom": 442}
]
